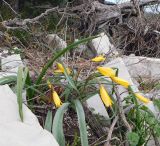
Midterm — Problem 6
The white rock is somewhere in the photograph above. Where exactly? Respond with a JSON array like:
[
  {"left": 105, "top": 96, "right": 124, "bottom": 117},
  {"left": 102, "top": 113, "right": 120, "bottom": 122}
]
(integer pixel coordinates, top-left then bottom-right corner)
[
  {"left": 45, "top": 34, "right": 67, "bottom": 50},
  {"left": 0, "top": 72, "right": 17, "bottom": 77},
  {"left": 89, "top": 32, "right": 118, "bottom": 56},
  {"left": 1, "top": 54, "right": 23, "bottom": 72},
  {"left": 123, "top": 56, "right": 160, "bottom": 80},
  {"left": 86, "top": 94, "right": 109, "bottom": 118},
  {"left": 0, "top": 85, "right": 59, "bottom": 146},
  {"left": 0, "top": 54, "right": 26, "bottom": 101}
]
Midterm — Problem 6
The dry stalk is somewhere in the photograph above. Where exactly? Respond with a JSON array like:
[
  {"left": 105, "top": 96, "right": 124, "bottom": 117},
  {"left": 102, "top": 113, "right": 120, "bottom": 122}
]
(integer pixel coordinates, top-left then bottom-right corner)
[
  {"left": 104, "top": 104, "right": 134, "bottom": 146},
  {"left": 114, "top": 86, "right": 132, "bottom": 132}
]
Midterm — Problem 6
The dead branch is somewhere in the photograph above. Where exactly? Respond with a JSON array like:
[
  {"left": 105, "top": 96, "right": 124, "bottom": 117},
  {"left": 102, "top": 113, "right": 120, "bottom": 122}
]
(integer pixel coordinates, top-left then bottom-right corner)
[
  {"left": 104, "top": 104, "right": 135, "bottom": 146},
  {"left": 114, "top": 87, "right": 132, "bottom": 132},
  {"left": 2, "top": 0, "right": 160, "bottom": 31},
  {"left": 104, "top": 116, "right": 119, "bottom": 146},
  {"left": 1, "top": 7, "right": 59, "bottom": 30}
]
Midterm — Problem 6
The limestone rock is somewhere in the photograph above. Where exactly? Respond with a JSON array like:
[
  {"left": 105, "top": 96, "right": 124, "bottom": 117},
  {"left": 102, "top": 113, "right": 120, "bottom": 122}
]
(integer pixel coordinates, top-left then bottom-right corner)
[
  {"left": 1, "top": 54, "right": 23, "bottom": 72},
  {"left": 86, "top": 94, "right": 109, "bottom": 118},
  {"left": 45, "top": 34, "right": 67, "bottom": 50},
  {"left": 89, "top": 32, "right": 118, "bottom": 56},
  {"left": 0, "top": 85, "right": 59, "bottom": 146},
  {"left": 123, "top": 56, "right": 160, "bottom": 81}
]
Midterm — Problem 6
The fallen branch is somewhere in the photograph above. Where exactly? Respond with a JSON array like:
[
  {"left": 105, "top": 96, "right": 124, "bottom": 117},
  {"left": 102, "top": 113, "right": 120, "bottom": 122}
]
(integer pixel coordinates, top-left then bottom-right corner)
[
  {"left": 2, "top": 0, "right": 160, "bottom": 31},
  {"left": 2, "top": 7, "right": 58, "bottom": 30}
]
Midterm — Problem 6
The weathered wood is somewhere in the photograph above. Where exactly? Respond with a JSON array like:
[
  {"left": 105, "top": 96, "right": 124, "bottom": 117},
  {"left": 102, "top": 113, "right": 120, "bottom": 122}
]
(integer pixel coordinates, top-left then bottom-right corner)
[{"left": 2, "top": 0, "right": 160, "bottom": 31}]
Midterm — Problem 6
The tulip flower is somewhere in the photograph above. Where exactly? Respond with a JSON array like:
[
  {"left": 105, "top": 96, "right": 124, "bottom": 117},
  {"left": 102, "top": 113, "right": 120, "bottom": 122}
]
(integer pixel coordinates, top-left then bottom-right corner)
[
  {"left": 100, "top": 85, "right": 113, "bottom": 107},
  {"left": 47, "top": 80, "right": 62, "bottom": 108},
  {"left": 111, "top": 77, "right": 130, "bottom": 88},
  {"left": 52, "top": 91, "right": 63, "bottom": 108},
  {"left": 135, "top": 93, "right": 150, "bottom": 104},
  {"left": 57, "top": 63, "right": 64, "bottom": 72},
  {"left": 97, "top": 67, "right": 116, "bottom": 78},
  {"left": 91, "top": 55, "right": 105, "bottom": 62},
  {"left": 54, "top": 63, "right": 71, "bottom": 74}
]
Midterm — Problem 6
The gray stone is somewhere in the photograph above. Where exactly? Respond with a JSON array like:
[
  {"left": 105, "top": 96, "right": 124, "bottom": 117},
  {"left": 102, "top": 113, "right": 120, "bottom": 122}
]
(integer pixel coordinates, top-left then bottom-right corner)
[
  {"left": 86, "top": 94, "right": 109, "bottom": 118},
  {"left": 88, "top": 32, "right": 118, "bottom": 56},
  {"left": 1, "top": 54, "right": 23, "bottom": 72},
  {"left": 0, "top": 54, "right": 26, "bottom": 101},
  {"left": 45, "top": 34, "right": 67, "bottom": 50},
  {"left": 123, "top": 56, "right": 160, "bottom": 81}
]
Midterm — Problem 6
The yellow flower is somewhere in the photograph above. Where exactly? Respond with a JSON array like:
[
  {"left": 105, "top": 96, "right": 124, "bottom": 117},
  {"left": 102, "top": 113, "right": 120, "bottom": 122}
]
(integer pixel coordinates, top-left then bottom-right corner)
[
  {"left": 97, "top": 67, "right": 116, "bottom": 78},
  {"left": 55, "top": 63, "right": 71, "bottom": 74},
  {"left": 47, "top": 80, "right": 63, "bottom": 107},
  {"left": 135, "top": 93, "right": 150, "bottom": 104},
  {"left": 111, "top": 77, "right": 130, "bottom": 88},
  {"left": 57, "top": 63, "right": 64, "bottom": 72},
  {"left": 91, "top": 55, "right": 105, "bottom": 62},
  {"left": 47, "top": 80, "right": 53, "bottom": 89},
  {"left": 52, "top": 91, "right": 63, "bottom": 108},
  {"left": 54, "top": 69, "right": 64, "bottom": 73},
  {"left": 99, "top": 85, "right": 113, "bottom": 107}
]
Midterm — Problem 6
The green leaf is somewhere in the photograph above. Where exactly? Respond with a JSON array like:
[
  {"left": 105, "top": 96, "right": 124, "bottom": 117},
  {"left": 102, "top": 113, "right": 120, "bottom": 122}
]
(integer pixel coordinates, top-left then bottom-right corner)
[
  {"left": 22, "top": 67, "right": 29, "bottom": 87},
  {"left": 74, "top": 99, "right": 89, "bottom": 146},
  {"left": 44, "top": 110, "right": 53, "bottom": 132},
  {"left": 52, "top": 102, "right": 70, "bottom": 146},
  {"left": 25, "top": 71, "right": 33, "bottom": 104},
  {"left": 63, "top": 63, "right": 79, "bottom": 94},
  {"left": 0, "top": 75, "right": 17, "bottom": 85},
  {"left": 17, "top": 67, "right": 24, "bottom": 122},
  {"left": 127, "top": 132, "right": 140, "bottom": 146}
]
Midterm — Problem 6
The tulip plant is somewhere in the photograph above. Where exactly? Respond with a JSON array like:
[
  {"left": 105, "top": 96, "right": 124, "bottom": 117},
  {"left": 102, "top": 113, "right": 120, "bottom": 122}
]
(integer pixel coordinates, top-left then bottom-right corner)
[
  {"left": 43, "top": 56, "right": 159, "bottom": 146},
  {"left": 1, "top": 37, "right": 160, "bottom": 146}
]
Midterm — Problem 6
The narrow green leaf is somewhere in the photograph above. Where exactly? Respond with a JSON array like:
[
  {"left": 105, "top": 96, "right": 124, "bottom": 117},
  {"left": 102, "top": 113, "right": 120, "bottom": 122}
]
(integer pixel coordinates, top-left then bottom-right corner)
[
  {"left": 52, "top": 103, "right": 70, "bottom": 146},
  {"left": 74, "top": 99, "right": 89, "bottom": 146},
  {"left": 17, "top": 67, "right": 24, "bottom": 122},
  {"left": 22, "top": 67, "right": 29, "bottom": 87},
  {"left": 63, "top": 63, "right": 79, "bottom": 93},
  {"left": 25, "top": 71, "right": 33, "bottom": 104},
  {"left": 44, "top": 110, "right": 53, "bottom": 132},
  {"left": 0, "top": 75, "right": 17, "bottom": 85}
]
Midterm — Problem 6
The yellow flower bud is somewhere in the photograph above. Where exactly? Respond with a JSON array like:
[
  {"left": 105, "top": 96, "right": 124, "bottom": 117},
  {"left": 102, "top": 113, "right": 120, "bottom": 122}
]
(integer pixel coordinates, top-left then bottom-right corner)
[
  {"left": 100, "top": 85, "right": 113, "bottom": 107},
  {"left": 111, "top": 77, "right": 130, "bottom": 88},
  {"left": 52, "top": 91, "right": 63, "bottom": 108},
  {"left": 97, "top": 67, "right": 116, "bottom": 78},
  {"left": 91, "top": 55, "right": 105, "bottom": 62},
  {"left": 57, "top": 63, "right": 64, "bottom": 72},
  {"left": 55, "top": 63, "right": 71, "bottom": 74},
  {"left": 135, "top": 93, "right": 150, "bottom": 104},
  {"left": 54, "top": 69, "right": 63, "bottom": 73}
]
